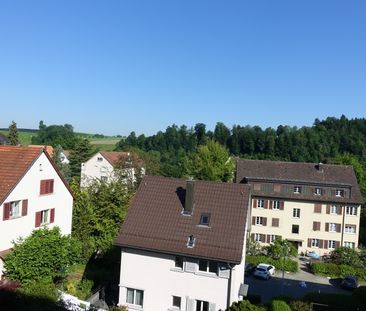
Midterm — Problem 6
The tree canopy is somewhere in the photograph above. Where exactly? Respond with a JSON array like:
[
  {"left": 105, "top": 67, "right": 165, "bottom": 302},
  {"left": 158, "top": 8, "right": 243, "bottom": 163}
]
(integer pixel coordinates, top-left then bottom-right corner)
[{"left": 8, "top": 120, "right": 19, "bottom": 145}]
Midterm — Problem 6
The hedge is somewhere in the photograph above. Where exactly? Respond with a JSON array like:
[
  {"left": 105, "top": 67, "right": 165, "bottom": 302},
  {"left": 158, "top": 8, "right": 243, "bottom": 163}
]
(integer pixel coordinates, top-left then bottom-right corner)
[
  {"left": 310, "top": 262, "right": 366, "bottom": 280},
  {"left": 303, "top": 292, "right": 363, "bottom": 310},
  {"left": 246, "top": 255, "right": 298, "bottom": 272},
  {"left": 270, "top": 300, "right": 291, "bottom": 311}
]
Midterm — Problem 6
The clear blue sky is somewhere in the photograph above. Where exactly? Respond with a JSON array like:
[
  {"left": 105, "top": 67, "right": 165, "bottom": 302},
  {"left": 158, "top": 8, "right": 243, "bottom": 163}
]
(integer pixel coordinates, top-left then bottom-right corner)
[{"left": 0, "top": 0, "right": 365, "bottom": 136}]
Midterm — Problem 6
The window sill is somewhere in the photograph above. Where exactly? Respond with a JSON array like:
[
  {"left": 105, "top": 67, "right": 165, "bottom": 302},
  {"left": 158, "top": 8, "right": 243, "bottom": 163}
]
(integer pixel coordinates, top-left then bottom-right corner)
[
  {"left": 195, "top": 271, "right": 219, "bottom": 279},
  {"left": 125, "top": 303, "right": 143, "bottom": 311},
  {"left": 170, "top": 268, "right": 184, "bottom": 273},
  {"left": 9, "top": 215, "right": 22, "bottom": 220}
]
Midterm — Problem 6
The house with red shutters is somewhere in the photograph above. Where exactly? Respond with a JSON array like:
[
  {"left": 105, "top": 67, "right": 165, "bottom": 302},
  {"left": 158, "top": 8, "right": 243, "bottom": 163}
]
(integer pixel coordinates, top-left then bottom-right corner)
[{"left": 0, "top": 146, "right": 73, "bottom": 279}]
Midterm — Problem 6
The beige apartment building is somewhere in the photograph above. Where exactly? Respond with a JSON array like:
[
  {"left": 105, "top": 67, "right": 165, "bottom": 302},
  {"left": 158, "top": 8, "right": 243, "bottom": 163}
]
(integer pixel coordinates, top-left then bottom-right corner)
[{"left": 236, "top": 159, "right": 363, "bottom": 256}]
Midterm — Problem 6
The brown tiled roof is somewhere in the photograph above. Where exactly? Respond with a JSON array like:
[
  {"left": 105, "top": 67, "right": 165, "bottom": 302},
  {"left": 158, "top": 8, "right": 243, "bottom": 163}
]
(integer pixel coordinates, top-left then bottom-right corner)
[
  {"left": 29, "top": 145, "right": 54, "bottom": 156},
  {"left": 236, "top": 159, "right": 363, "bottom": 204},
  {"left": 115, "top": 175, "right": 250, "bottom": 264},
  {"left": 0, "top": 146, "right": 74, "bottom": 205},
  {"left": 0, "top": 146, "right": 43, "bottom": 205},
  {"left": 100, "top": 151, "right": 130, "bottom": 166}
]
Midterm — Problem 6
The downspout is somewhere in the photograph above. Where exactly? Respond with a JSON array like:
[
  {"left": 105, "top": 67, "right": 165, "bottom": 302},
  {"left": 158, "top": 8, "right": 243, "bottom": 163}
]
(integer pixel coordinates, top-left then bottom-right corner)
[{"left": 226, "top": 264, "right": 233, "bottom": 309}]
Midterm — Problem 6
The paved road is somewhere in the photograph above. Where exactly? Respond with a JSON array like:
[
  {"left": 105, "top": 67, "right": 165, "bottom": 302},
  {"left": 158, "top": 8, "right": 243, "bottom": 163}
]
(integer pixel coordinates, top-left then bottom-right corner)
[{"left": 245, "top": 258, "right": 352, "bottom": 303}]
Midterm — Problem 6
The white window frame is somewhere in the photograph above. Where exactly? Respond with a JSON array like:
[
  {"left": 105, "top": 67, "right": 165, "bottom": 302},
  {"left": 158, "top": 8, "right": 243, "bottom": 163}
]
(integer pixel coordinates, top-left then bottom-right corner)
[
  {"left": 272, "top": 200, "right": 280, "bottom": 210},
  {"left": 256, "top": 216, "right": 264, "bottom": 225},
  {"left": 343, "top": 241, "right": 355, "bottom": 249},
  {"left": 346, "top": 206, "right": 357, "bottom": 216},
  {"left": 270, "top": 235, "right": 277, "bottom": 243},
  {"left": 345, "top": 225, "right": 356, "bottom": 234},
  {"left": 9, "top": 200, "right": 21, "bottom": 218},
  {"left": 196, "top": 300, "right": 209, "bottom": 311},
  {"left": 126, "top": 288, "right": 144, "bottom": 307},
  {"left": 198, "top": 260, "right": 218, "bottom": 274},
  {"left": 255, "top": 233, "right": 261, "bottom": 242},
  {"left": 172, "top": 295, "right": 181, "bottom": 309},
  {"left": 257, "top": 199, "right": 264, "bottom": 208},
  {"left": 294, "top": 186, "right": 301, "bottom": 194},
  {"left": 330, "top": 205, "right": 337, "bottom": 214},
  {"left": 311, "top": 239, "right": 320, "bottom": 248},
  {"left": 293, "top": 208, "right": 300, "bottom": 218},
  {"left": 329, "top": 223, "right": 337, "bottom": 233},
  {"left": 336, "top": 189, "right": 344, "bottom": 197},
  {"left": 328, "top": 240, "right": 336, "bottom": 249}
]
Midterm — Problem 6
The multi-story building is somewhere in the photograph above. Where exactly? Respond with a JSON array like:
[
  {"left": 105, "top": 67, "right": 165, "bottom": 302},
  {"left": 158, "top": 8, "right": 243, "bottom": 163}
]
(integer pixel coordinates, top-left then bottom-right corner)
[
  {"left": 115, "top": 175, "right": 250, "bottom": 311},
  {"left": 0, "top": 146, "right": 74, "bottom": 278},
  {"left": 236, "top": 159, "right": 363, "bottom": 256}
]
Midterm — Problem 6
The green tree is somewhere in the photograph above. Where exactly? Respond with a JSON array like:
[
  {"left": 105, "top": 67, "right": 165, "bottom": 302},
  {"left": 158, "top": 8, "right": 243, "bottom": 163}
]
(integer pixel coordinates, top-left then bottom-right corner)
[
  {"left": 214, "top": 122, "right": 230, "bottom": 146},
  {"left": 8, "top": 120, "right": 19, "bottom": 145},
  {"left": 4, "top": 227, "right": 78, "bottom": 284},
  {"left": 330, "top": 246, "right": 363, "bottom": 267},
  {"left": 52, "top": 145, "right": 71, "bottom": 181},
  {"left": 186, "top": 140, "right": 234, "bottom": 182},
  {"left": 68, "top": 139, "right": 94, "bottom": 177},
  {"left": 265, "top": 239, "right": 297, "bottom": 260},
  {"left": 226, "top": 299, "right": 266, "bottom": 311}
]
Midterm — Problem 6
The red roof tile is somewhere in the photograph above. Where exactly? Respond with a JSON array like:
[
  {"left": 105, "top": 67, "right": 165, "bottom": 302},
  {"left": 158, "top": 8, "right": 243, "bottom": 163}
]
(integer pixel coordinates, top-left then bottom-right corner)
[
  {"left": 115, "top": 175, "right": 250, "bottom": 264},
  {"left": 100, "top": 151, "right": 131, "bottom": 166}
]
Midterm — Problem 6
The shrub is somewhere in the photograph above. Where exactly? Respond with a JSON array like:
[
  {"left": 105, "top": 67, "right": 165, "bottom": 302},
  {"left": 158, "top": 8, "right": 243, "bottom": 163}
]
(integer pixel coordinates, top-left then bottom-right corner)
[
  {"left": 270, "top": 300, "right": 291, "bottom": 311},
  {"left": 303, "top": 292, "right": 363, "bottom": 310},
  {"left": 20, "top": 278, "right": 59, "bottom": 302},
  {"left": 65, "top": 279, "right": 93, "bottom": 300},
  {"left": 226, "top": 299, "right": 266, "bottom": 311},
  {"left": 310, "top": 262, "right": 366, "bottom": 280},
  {"left": 246, "top": 256, "right": 298, "bottom": 272},
  {"left": 289, "top": 300, "right": 309, "bottom": 311}
]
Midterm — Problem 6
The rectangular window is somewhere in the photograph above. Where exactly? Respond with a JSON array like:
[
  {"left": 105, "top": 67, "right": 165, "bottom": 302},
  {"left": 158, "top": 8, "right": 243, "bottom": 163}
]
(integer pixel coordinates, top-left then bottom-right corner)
[
  {"left": 345, "top": 225, "right": 356, "bottom": 234},
  {"left": 257, "top": 199, "right": 264, "bottom": 208},
  {"left": 346, "top": 206, "right": 357, "bottom": 216},
  {"left": 41, "top": 209, "right": 50, "bottom": 225},
  {"left": 314, "top": 187, "right": 322, "bottom": 195},
  {"left": 100, "top": 176, "right": 108, "bottom": 182},
  {"left": 10, "top": 201, "right": 21, "bottom": 218},
  {"left": 294, "top": 186, "right": 302, "bottom": 194},
  {"left": 256, "top": 217, "right": 264, "bottom": 225},
  {"left": 293, "top": 208, "right": 300, "bottom": 218},
  {"left": 196, "top": 300, "right": 209, "bottom": 311},
  {"left": 97, "top": 157, "right": 103, "bottom": 162},
  {"left": 255, "top": 233, "right": 262, "bottom": 242},
  {"left": 344, "top": 241, "right": 355, "bottom": 249},
  {"left": 336, "top": 189, "right": 344, "bottom": 197},
  {"left": 292, "top": 224, "right": 299, "bottom": 234},
  {"left": 40, "top": 179, "right": 54, "bottom": 195},
  {"left": 328, "top": 240, "right": 336, "bottom": 249},
  {"left": 270, "top": 235, "right": 278, "bottom": 243},
  {"left": 329, "top": 223, "right": 337, "bottom": 232},
  {"left": 330, "top": 205, "right": 337, "bottom": 214},
  {"left": 175, "top": 256, "right": 183, "bottom": 269},
  {"left": 272, "top": 218, "right": 279, "bottom": 227},
  {"left": 272, "top": 201, "right": 280, "bottom": 210},
  {"left": 199, "top": 213, "right": 210, "bottom": 226},
  {"left": 126, "top": 288, "right": 143, "bottom": 307},
  {"left": 172, "top": 296, "right": 181, "bottom": 309},
  {"left": 198, "top": 260, "right": 217, "bottom": 274},
  {"left": 311, "top": 239, "right": 320, "bottom": 247}
]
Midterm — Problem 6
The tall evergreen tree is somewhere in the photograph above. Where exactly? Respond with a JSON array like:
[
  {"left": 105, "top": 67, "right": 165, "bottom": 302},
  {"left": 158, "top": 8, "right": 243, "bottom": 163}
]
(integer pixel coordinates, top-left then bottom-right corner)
[{"left": 8, "top": 120, "right": 19, "bottom": 145}]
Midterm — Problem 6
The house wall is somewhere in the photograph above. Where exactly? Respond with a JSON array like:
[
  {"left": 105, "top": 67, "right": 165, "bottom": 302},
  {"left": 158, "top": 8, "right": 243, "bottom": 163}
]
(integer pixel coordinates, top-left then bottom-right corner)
[
  {"left": 81, "top": 152, "right": 114, "bottom": 187},
  {"left": 118, "top": 248, "right": 245, "bottom": 311},
  {"left": 0, "top": 152, "right": 73, "bottom": 255},
  {"left": 250, "top": 198, "right": 360, "bottom": 256}
]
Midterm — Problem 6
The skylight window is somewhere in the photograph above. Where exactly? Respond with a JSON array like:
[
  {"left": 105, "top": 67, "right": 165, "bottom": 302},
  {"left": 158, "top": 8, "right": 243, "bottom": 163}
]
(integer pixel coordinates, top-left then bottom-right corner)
[
  {"left": 199, "top": 213, "right": 210, "bottom": 226},
  {"left": 187, "top": 235, "right": 196, "bottom": 248}
]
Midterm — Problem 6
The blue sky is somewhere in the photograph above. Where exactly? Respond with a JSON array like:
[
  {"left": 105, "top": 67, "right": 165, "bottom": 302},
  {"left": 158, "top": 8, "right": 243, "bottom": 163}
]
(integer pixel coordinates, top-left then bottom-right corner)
[{"left": 0, "top": 0, "right": 365, "bottom": 136}]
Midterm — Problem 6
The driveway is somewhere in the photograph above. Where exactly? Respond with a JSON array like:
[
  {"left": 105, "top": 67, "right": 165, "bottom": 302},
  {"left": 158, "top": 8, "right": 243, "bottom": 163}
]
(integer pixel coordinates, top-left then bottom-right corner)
[{"left": 244, "top": 257, "right": 352, "bottom": 304}]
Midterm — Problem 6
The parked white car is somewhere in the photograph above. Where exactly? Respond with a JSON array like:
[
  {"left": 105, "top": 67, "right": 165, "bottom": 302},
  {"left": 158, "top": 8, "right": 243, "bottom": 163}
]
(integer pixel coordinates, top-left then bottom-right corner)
[{"left": 253, "top": 263, "right": 275, "bottom": 280}]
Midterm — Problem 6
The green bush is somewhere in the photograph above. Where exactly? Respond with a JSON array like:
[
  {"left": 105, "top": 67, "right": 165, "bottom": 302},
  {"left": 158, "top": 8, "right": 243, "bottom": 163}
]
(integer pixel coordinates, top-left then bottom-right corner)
[
  {"left": 288, "top": 300, "right": 309, "bottom": 311},
  {"left": 65, "top": 279, "right": 93, "bottom": 300},
  {"left": 270, "top": 300, "right": 291, "bottom": 311},
  {"left": 246, "top": 256, "right": 298, "bottom": 272},
  {"left": 20, "top": 278, "right": 59, "bottom": 302},
  {"left": 310, "top": 262, "right": 366, "bottom": 280},
  {"left": 226, "top": 299, "right": 266, "bottom": 311}
]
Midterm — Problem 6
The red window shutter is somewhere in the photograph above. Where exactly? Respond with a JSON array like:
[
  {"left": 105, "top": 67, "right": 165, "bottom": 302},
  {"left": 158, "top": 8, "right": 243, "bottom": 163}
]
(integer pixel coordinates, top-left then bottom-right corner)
[
  {"left": 325, "top": 223, "right": 329, "bottom": 232},
  {"left": 323, "top": 240, "right": 328, "bottom": 249},
  {"left": 3, "top": 203, "right": 10, "bottom": 220},
  {"left": 307, "top": 239, "right": 312, "bottom": 247},
  {"left": 319, "top": 240, "right": 324, "bottom": 249},
  {"left": 336, "top": 224, "right": 341, "bottom": 233},
  {"left": 280, "top": 201, "right": 284, "bottom": 210},
  {"left": 50, "top": 208, "right": 55, "bottom": 223},
  {"left": 335, "top": 241, "right": 340, "bottom": 248},
  {"left": 22, "top": 200, "right": 28, "bottom": 216},
  {"left": 253, "top": 199, "right": 257, "bottom": 208},
  {"left": 337, "top": 206, "right": 343, "bottom": 215},
  {"left": 269, "top": 201, "right": 273, "bottom": 210},
  {"left": 326, "top": 205, "right": 330, "bottom": 214},
  {"left": 313, "top": 222, "right": 317, "bottom": 231},
  {"left": 40, "top": 180, "right": 45, "bottom": 195},
  {"left": 35, "top": 211, "right": 41, "bottom": 227},
  {"left": 266, "top": 235, "right": 271, "bottom": 243},
  {"left": 49, "top": 180, "right": 54, "bottom": 193},
  {"left": 263, "top": 217, "right": 267, "bottom": 226},
  {"left": 260, "top": 234, "right": 265, "bottom": 243},
  {"left": 264, "top": 200, "right": 269, "bottom": 209}
]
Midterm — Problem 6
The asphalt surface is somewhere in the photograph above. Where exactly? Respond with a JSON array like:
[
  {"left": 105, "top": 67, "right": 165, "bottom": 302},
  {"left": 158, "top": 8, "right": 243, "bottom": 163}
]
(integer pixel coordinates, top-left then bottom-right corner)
[{"left": 244, "top": 257, "right": 353, "bottom": 303}]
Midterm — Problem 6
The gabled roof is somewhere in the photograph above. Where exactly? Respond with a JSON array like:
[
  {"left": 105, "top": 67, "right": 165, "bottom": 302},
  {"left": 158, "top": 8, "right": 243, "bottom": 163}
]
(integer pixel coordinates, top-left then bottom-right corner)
[
  {"left": 236, "top": 159, "right": 363, "bottom": 204},
  {"left": 0, "top": 146, "right": 73, "bottom": 205},
  {"left": 99, "top": 151, "right": 130, "bottom": 167},
  {"left": 115, "top": 175, "right": 250, "bottom": 264}
]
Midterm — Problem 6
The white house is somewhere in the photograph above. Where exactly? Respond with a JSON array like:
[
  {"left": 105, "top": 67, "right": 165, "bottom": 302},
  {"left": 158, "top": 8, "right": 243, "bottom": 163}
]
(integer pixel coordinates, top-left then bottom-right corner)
[
  {"left": 0, "top": 146, "right": 74, "bottom": 279},
  {"left": 80, "top": 151, "right": 143, "bottom": 188},
  {"left": 115, "top": 175, "right": 251, "bottom": 311}
]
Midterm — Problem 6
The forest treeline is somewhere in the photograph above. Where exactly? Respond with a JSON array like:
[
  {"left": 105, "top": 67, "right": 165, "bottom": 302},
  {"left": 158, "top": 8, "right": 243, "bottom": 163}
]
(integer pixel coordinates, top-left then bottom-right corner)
[{"left": 115, "top": 115, "right": 366, "bottom": 177}]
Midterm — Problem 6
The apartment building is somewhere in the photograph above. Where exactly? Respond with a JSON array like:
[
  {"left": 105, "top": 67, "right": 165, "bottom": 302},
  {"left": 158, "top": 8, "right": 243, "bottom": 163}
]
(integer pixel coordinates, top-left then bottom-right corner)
[{"left": 236, "top": 159, "right": 363, "bottom": 256}]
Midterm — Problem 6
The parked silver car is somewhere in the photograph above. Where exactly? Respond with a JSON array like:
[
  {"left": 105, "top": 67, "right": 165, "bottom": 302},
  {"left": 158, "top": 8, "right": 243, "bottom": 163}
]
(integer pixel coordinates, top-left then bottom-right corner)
[{"left": 253, "top": 263, "right": 275, "bottom": 280}]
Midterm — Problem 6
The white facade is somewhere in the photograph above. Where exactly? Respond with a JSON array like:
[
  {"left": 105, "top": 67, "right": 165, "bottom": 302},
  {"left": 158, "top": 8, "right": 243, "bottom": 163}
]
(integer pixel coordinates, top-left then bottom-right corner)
[
  {"left": 0, "top": 152, "right": 73, "bottom": 277},
  {"left": 118, "top": 248, "right": 246, "bottom": 311}
]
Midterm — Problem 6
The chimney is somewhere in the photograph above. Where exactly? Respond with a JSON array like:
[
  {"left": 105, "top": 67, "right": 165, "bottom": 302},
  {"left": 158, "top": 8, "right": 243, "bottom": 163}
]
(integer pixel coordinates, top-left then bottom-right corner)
[
  {"left": 315, "top": 162, "right": 324, "bottom": 172},
  {"left": 184, "top": 179, "right": 195, "bottom": 215}
]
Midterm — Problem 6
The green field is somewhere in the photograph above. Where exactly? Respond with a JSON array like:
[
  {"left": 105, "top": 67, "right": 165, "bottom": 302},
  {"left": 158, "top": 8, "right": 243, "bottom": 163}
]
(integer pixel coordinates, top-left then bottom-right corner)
[{"left": 0, "top": 130, "right": 121, "bottom": 151}]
